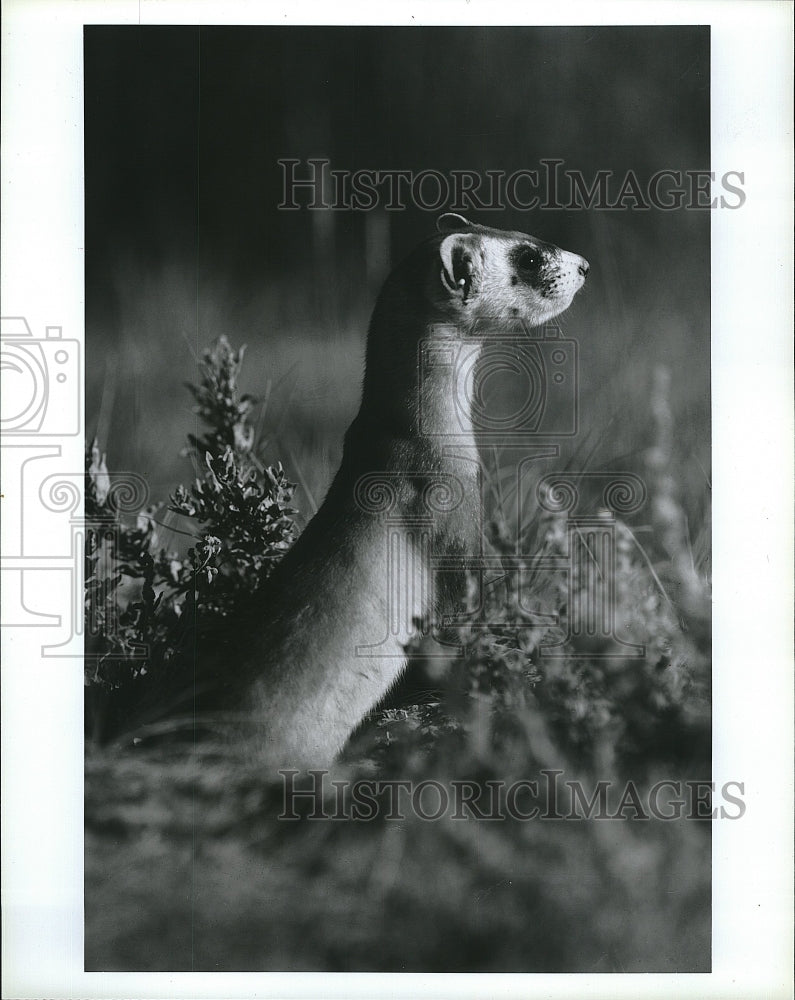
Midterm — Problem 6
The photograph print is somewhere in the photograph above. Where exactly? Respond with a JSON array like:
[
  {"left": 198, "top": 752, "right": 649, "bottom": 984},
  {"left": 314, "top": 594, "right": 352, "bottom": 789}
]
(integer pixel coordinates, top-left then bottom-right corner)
[{"left": 83, "top": 24, "right": 717, "bottom": 973}]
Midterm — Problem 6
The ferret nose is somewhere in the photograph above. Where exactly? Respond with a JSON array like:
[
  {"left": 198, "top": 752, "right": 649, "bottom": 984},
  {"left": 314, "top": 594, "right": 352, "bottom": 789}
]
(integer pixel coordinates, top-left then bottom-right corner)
[{"left": 578, "top": 259, "right": 590, "bottom": 278}]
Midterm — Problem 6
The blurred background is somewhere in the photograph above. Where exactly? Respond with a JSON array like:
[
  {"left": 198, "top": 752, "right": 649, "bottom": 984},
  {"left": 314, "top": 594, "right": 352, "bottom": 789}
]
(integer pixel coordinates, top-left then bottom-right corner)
[
  {"left": 83, "top": 27, "right": 712, "bottom": 972},
  {"left": 84, "top": 25, "right": 710, "bottom": 538}
]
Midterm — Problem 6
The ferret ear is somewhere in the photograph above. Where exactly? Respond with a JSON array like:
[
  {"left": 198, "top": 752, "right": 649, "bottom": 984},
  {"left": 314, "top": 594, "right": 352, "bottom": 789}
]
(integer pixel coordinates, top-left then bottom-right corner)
[
  {"left": 437, "top": 213, "right": 472, "bottom": 234},
  {"left": 439, "top": 231, "right": 481, "bottom": 303}
]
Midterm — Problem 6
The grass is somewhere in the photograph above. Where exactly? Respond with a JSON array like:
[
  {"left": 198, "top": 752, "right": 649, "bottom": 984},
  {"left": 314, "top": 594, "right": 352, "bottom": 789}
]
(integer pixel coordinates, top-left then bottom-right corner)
[
  {"left": 84, "top": 314, "right": 711, "bottom": 972},
  {"left": 80, "top": 29, "right": 714, "bottom": 973}
]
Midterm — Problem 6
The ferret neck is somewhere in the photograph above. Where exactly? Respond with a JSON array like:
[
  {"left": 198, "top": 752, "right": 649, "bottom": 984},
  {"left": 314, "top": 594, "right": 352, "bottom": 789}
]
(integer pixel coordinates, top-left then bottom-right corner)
[{"left": 358, "top": 317, "right": 485, "bottom": 444}]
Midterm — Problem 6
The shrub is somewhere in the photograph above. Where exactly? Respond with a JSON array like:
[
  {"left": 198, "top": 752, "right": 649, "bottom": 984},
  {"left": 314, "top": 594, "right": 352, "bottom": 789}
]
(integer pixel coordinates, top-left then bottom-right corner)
[
  {"left": 85, "top": 338, "right": 711, "bottom": 973},
  {"left": 84, "top": 336, "right": 297, "bottom": 741}
]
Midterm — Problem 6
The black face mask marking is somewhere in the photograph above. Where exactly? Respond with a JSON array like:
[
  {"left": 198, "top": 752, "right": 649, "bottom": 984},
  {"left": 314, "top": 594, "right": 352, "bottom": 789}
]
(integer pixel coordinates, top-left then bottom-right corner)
[{"left": 510, "top": 243, "right": 560, "bottom": 296}]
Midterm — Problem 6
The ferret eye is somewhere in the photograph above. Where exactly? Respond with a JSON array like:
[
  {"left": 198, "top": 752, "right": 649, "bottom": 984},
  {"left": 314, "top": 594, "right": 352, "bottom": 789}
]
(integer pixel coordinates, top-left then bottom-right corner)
[{"left": 517, "top": 247, "right": 541, "bottom": 271}]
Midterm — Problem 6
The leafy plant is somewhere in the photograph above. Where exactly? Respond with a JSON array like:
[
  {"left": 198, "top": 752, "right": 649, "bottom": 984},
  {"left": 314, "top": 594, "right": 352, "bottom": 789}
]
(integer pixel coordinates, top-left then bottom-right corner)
[
  {"left": 85, "top": 339, "right": 712, "bottom": 973},
  {"left": 85, "top": 336, "right": 297, "bottom": 740}
]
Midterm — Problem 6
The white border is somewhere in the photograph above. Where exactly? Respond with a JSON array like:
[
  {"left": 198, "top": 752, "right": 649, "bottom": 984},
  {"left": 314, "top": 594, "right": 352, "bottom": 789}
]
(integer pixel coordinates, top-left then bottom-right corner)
[{"left": 1, "top": 2, "right": 793, "bottom": 998}]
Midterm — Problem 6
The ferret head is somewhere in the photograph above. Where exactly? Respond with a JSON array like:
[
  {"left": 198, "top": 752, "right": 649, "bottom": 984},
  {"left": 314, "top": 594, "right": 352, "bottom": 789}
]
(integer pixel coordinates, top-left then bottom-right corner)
[
  {"left": 430, "top": 213, "right": 589, "bottom": 330},
  {"left": 360, "top": 214, "right": 590, "bottom": 429}
]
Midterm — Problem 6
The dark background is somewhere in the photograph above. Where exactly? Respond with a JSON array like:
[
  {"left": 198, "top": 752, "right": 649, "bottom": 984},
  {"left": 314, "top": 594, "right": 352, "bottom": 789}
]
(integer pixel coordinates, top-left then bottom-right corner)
[
  {"left": 84, "top": 26, "right": 710, "bottom": 532},
  {"left": 83, "top": 27, "right": 713, "bottom": 972}
]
